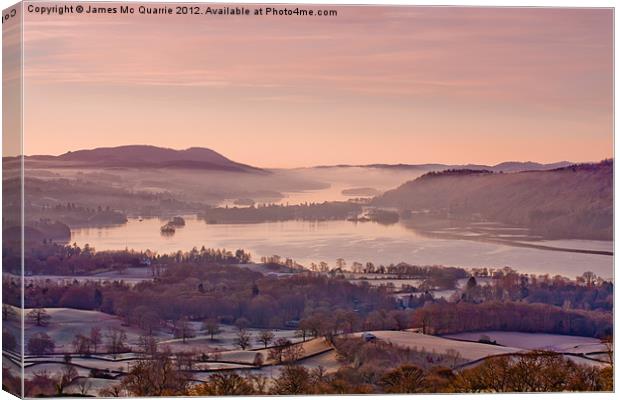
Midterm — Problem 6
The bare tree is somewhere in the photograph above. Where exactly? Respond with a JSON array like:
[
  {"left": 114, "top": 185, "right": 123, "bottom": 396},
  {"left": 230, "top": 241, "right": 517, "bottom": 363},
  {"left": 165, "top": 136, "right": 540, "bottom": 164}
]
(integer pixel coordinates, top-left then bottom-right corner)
[
  {"left": 27, "top": 333, "right": 55, "bottom": 355},
  {"left": 282, "top": 341, "right": 305, "bottom": 364},
  {"left": 268, "top": 338, "right": 304, "bottom": 364},
  {"left": 176, "top": 351, "right": 195, "bottom": 371},
  {"left": 174, "top": 317, "right": 196, "bottom": 343},
  {"left": 381, "top": 364, "right": 425, "bottom": 393},
  {"left": 602, "top": 336, "right": 613, "bottom": 366},
  {"left": 72, "top": 334, "right": 92, "bottom": 355},
  {"left": 76, "top": 377, "right": 92, "bottom": 396},
  {"left": 319, "top": 262, "right": 329, "bottom": 272},
  {"left": 413, "top": 309, "right": 433, "bottom": 335},
  {"left": 106, "top": 328, "right": 128, "bottom": 356},
  {"left": 202, "top": 318, "right": 221, "bottom": 340},
  {"left": 138, "top": 334, "right": 158, "bottom": 357},
  {"left": 27, "top": 308, "right": 51, "bottom": 327},
  {"left": 138, "top": 311, "right": 160, "bottom": 335},
  {"left": 299, "top": 316, "right": 322, "bottom": 339},
  {"left": 55, "top": 364, "right": 78, "bottom": 395},
  {"left": 99, "top": 385, "right": 125, "bottom": 397},
  {"left": 268, "top": 338, "right": 288, "bottom": 364},
  {"left": 258, "top": 330, "right": 275, "bottom": 348},
  {"left": 193, "top": 372, "right": 254, "bottom": 395},
  {"left": 445, "top": 349, "right": 463, "bottom": 368},
  {"left": 247, "top": 374, "right": 269, "bottom": 394},
  {"left": 234, "top": 329, "right": 252, "bottom": 350},
  {"left": 90, "top": 327, "right": 102, "bottom": 353},
  {"left": 582, "top": 271, "right": 597, "bottom": 288},
  {"left": 271, "top": 365, "right": 312, "bottom": 394},
  {"left": 122, "top": 352, "right": 192, "bottom": 396}
]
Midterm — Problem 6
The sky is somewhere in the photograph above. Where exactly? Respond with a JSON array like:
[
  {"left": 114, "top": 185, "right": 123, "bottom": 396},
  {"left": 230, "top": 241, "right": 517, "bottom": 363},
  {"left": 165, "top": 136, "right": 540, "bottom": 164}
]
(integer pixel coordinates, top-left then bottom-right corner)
[{"left": 14, "top": 5, "right": 614, "bottom": 167}]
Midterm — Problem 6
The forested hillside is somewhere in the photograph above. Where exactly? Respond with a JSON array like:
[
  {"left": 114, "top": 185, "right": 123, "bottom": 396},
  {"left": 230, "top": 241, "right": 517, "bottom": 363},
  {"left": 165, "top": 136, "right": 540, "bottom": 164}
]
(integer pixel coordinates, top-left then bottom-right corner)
[{"left": 375, "top": 161, "right": 612, "bottom": 240}]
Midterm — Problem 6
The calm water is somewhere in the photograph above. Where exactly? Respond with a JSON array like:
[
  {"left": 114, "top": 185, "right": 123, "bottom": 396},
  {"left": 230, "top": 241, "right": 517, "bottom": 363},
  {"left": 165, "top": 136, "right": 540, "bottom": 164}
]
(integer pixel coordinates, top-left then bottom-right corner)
[{"left": 70, "top": 217, "right": 613, "bottom": 279}]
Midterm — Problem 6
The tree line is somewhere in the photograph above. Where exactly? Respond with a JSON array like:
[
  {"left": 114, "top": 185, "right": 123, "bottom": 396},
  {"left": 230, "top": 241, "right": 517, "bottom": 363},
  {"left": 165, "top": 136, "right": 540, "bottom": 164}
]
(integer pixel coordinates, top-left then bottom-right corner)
[
  {"left": 412, "top": 301, "right": 612, "bottom": 338},
  {"left": 7, "top": 346, "right": 611, "bottom": 397},
  {"left": 5, "top": 242, "right": 252, "bottom": 276}
]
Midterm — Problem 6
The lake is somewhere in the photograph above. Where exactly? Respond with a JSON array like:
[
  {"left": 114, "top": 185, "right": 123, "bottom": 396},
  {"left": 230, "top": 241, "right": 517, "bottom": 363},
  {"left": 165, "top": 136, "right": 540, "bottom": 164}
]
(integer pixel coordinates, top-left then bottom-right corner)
[{"left": 70, "top": 216, "right": 613, "bottom": 279}]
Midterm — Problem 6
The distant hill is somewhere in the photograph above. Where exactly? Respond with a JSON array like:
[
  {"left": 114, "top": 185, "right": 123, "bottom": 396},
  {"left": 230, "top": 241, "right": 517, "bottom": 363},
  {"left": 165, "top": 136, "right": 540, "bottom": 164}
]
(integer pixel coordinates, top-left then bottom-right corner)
[
  {"left": 490, "top": 161, "right": 572, "bottom": 172},
  {"left": 374, "top": 160, "right": 613, "bottom": 240},
  {"left": 314, "top": 161, "right": 572, "bottom": 173},
  {"left": 17, "top": 145, "right": 264, "bottom": 173}
]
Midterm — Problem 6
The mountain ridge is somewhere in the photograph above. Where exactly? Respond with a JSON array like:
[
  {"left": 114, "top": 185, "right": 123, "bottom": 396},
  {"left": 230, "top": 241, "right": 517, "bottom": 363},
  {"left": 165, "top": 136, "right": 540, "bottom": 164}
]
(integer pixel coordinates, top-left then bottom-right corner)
[
  {"left": 8, "top": 145, "right": 573, "bottom": 174},
  {"left": 13, "top": 145, "right": 265, "bottom": 173},
  {"left": 312, "top": 161, "right": 573, "bottom": 173}
]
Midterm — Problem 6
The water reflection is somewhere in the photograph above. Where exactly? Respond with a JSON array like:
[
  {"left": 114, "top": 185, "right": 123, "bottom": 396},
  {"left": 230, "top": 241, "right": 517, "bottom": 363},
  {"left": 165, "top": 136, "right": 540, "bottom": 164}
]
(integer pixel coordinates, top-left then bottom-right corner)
[{"left": 70, "top": 216, "right": 613, "bottom": 279}]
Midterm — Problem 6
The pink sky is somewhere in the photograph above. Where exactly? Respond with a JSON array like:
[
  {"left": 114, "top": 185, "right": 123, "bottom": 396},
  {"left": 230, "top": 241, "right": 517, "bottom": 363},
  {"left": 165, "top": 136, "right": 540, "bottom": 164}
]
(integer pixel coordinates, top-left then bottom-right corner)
[{"left": 17, "top": 4, "right": 613, "bottom": 167}]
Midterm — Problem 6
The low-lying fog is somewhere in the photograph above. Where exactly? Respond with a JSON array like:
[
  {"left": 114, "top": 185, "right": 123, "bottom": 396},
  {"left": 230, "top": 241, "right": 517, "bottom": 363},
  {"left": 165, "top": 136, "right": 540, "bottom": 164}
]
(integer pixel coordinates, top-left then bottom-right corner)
[{"left": 25, "top": 163, "right": 428, "bottom": 206}]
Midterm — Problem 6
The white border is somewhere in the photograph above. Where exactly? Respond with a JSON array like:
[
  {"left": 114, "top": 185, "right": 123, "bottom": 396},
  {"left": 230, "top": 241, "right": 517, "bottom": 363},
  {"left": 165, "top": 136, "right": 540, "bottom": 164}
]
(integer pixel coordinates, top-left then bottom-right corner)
[{"left": 0, "top": 1, "right": 616, "bottom": 399}]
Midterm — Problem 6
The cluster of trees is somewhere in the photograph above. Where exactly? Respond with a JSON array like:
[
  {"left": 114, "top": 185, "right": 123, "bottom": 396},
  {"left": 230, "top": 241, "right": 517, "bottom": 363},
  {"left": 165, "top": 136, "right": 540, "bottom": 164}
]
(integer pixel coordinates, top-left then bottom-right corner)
[
  {"left": 460, "top": 270, "right": 613, "bottom": 311},
  {"left": 32, "top": 203, "right": 127, "bottom": 228},
  {"left": 4, "top": 245, "right": 613, "bottom": 396},
  {"left": 334, "top": 337, "right": 465, "bottom": 370},
  {"left": 5, "top": 306, "right": 131, "bottom": 356},
  {"left": 15, "top": 265, "right": 396, "bottom": 332},
  {"left": 5, "top": 242, "right": 253, "bottom": 276},
  {"left": 4, "top": 363, "right": 93, "bottom": 397},
  {"left": 308, "top": 261, "right": 467, "bottom": 290},
  {"left": 267, "top": 338, "right": 304, "bottom": 364},
  {"left": 361, "top": 262, "right": 466, "bottom": 279},
  {"left": 13, "top": 349, "right": 607, "bottom": 397},
  {"left": 27, "top": 333, "right": 56, "bottom": 355},
  {"left": 6, "top": 242, "right": 136, "bottom": 276},
  {"left": 8, "top": 259, "right": 612, "bottom": 347},
  {"left": 453, "top": 352, "right": 613, "bottom": 392},
  {"left": 72, "top": 328, "right": 104, "bottom": 355},
  {"left": 118, "top": 351, "right": 193, "bottom": 396},
  {"left": 196, "top": 347, "right": 611, "bottom": 394},
  {"left": 24, "top": 327, "right": 130, "bottom": 357},
  {"left": 418, "top": 169, "right": 494, "bottom": 179},
  {"left": 156, "top": 247, "right": 252, "bottom": 266},
  {"left": 72, "top": 328, "right": 129, "bottom": 356},
  {"left": 6, "top": 350, "right": 611, "bottom": 397},
  {"left": 412, "top": 301, "right": 612, "bottom": 338},
  {"left": 259, "top": 255, "right": 304, "bottom": 270},
  {"left": 27, "top": 308, "right": 52, "bottom": 326},
  {"left": 30, "top": 308, "right": 408, "bottom": 358}
]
